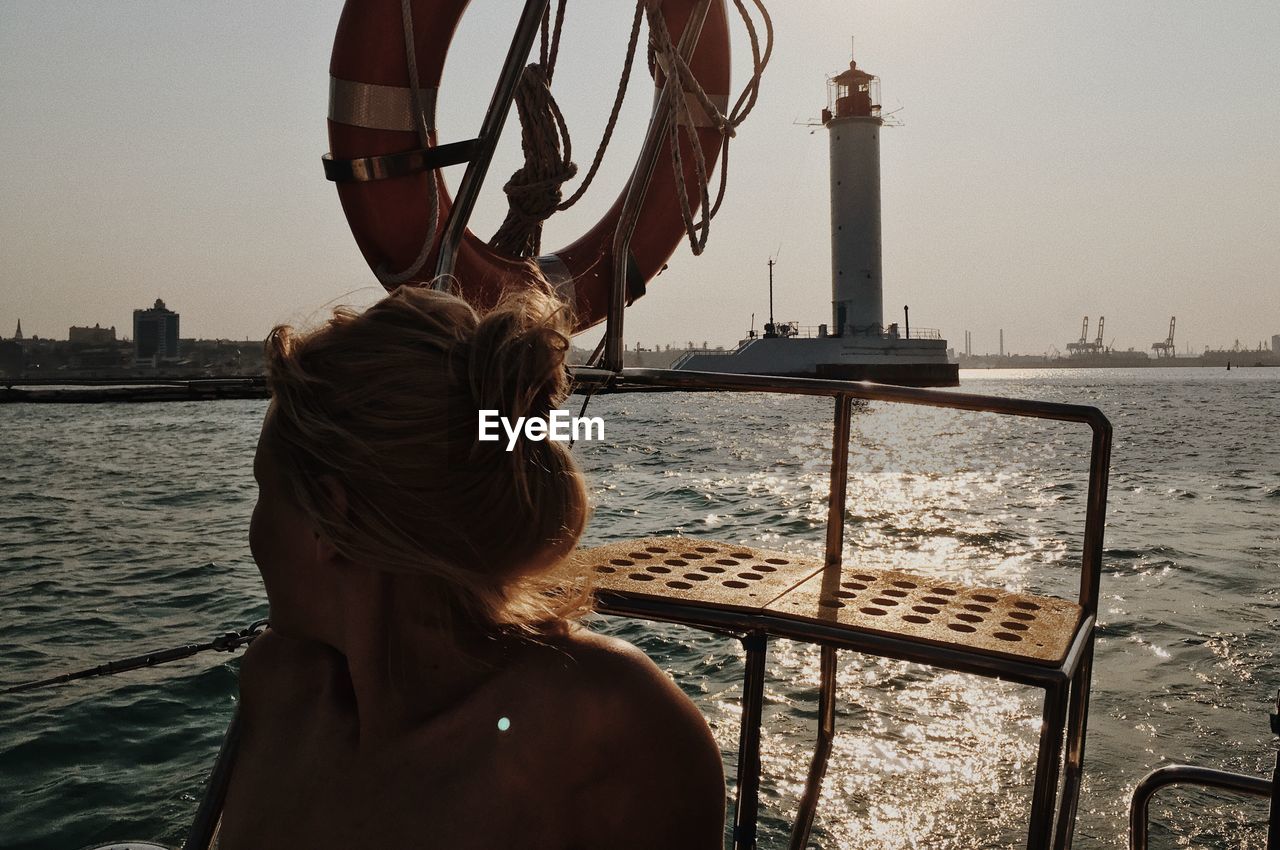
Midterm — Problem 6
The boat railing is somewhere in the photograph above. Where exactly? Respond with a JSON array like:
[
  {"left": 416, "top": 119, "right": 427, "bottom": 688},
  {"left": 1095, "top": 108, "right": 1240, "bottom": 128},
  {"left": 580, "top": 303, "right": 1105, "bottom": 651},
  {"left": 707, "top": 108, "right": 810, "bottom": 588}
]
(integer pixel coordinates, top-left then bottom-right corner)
[
  {"left": 1128, "top": 695, "right": 1280, "bottom": 850},
  {"left": 745, "top": 326, "right": 946, "bottom": 341},
  {"left": 567, "top": 365, "right": 1112, "bottom": 850},
  {"left": 1129, "top": 767, "right": 1276, "bottom": 850}
]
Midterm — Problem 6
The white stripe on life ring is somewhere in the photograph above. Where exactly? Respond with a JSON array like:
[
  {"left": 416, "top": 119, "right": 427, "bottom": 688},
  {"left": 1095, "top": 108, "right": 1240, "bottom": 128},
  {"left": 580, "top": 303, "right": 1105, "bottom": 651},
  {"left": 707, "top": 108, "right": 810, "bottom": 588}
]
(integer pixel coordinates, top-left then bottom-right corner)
[{"left": 329, "top": 77, "right": 438, "bottom": 133}]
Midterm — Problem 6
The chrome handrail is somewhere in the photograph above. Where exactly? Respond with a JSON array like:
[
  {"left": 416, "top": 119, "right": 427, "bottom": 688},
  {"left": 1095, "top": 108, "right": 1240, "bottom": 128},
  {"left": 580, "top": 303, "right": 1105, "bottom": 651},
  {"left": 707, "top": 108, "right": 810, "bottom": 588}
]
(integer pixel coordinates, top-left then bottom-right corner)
[{"left": 1128, "top": 765, "right": 1273, "bottom": 850}]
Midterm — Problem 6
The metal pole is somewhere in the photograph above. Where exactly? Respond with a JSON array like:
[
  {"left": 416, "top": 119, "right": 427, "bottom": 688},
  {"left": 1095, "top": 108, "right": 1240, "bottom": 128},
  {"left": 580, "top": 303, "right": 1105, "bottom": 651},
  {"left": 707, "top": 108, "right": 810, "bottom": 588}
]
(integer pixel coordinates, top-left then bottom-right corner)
[
  {"left": 788, "top": 394, "right": 853, "bottom": 847},
  {"left": 1269, "top": 691, "right": 1279, "bottom": 850},
  {"left": 434, "top": 0, "right": 550, "bottom": 282},
  {"left": 821, "top": 394, "right": 852, "bottom": 595},
  {"left": 182, "top": 708, "right": 243, "bottom": 850},
  {"left": 904, "top": 305, "right": 910, "bottom": 340},
  {"left": 789, "top": 646, "right": 838, "bottom": 850},
  {"left": 1027, "top": 683, "right": 1069, "bottom": 849},
  {"left": 734, "top": 631, "right": 768, "bottom": 850},
  {"left": 768, "top": 259, "right": 776, "bottom": 334},
  {"left": 604, "top": 0, "right": 715, "bottom": 370},
  {"left": 1269, "top": 752, "right": 1278, "bottom": 850},
  {"left": 1052, "top": 638, "right": 1096, "bottom": 850},
  {"left": 1080, "top": 422, "right": 1112, "bottom": 612}
]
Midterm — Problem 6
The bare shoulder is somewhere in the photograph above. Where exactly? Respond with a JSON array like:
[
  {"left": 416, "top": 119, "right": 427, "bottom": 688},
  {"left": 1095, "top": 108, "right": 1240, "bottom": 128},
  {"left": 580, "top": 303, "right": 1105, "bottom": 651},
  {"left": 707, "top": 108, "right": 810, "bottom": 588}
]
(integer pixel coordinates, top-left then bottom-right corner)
[
  {"left": 528, "top": 626, "right": 726, "bottom": 849},
  {"left": 521, "top": 627, "right": 701, "bottom": 721}
]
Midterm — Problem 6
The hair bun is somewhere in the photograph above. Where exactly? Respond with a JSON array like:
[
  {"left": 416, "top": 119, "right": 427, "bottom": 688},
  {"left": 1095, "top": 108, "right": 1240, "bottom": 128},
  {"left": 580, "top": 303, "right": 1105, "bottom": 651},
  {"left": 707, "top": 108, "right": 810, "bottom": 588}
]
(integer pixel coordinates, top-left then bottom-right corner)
[{"left": 466, "top": 285, "right": 573, "bottom": 424}]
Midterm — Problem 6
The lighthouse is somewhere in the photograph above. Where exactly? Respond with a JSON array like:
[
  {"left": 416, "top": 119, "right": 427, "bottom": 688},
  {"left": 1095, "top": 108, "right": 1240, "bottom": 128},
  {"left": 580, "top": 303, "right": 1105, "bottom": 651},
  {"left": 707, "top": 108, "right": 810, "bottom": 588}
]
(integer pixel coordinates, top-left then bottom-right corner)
[
  {"left": 672, "top": 45, "right": 957, "bottom": 386},
  {"left": 823, "top": 54, "right": 884, "bottom": 336}
]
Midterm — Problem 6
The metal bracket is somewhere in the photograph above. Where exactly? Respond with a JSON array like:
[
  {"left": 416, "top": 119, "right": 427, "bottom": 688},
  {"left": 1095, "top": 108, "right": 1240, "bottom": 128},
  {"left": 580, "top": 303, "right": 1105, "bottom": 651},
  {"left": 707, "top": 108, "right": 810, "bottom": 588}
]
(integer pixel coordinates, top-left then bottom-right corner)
[{"left": 322, "top": 139, "right": 480, "bottom": 183}]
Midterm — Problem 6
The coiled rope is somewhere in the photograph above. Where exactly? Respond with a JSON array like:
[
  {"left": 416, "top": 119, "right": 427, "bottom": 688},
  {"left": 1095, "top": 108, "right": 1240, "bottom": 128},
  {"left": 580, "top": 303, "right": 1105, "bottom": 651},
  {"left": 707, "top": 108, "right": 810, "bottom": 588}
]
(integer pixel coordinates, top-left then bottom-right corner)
[
  {"left": 652, "top": 0, "right": 773, "bottom": 255},
  {"left": 489, "top": 0, "right": 579, "bottom": 256},
  {"left": 492, "top": 0, "right": 774, "bottom": 259}
]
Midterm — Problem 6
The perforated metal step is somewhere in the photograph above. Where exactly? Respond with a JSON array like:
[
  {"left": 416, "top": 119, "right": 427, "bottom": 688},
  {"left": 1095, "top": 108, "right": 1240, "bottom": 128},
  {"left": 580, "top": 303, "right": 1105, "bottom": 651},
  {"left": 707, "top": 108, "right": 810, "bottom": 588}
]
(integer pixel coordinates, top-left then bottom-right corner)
[
  {"left": 565, "top": 537, "right": 1084, "bottom": 665},
  {"left": 572, "top": 537, "right": 819, "bottom": 612}
]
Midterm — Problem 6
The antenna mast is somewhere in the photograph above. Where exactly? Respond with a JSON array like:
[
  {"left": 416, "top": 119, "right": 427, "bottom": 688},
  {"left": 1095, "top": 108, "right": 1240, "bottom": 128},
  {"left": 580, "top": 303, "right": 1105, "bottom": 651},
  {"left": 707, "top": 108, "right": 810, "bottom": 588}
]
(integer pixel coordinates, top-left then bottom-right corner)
[{"left": 768, "top": 258, "right": 776, "bottom": 332}]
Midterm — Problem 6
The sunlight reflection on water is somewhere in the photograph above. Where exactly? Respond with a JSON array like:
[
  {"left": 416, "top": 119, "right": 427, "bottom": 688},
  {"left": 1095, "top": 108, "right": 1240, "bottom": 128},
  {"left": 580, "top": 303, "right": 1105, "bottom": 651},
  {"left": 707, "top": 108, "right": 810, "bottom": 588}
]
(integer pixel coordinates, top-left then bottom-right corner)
[{"left": 2, "top": 370, "right": 1277, "bottom": 849}]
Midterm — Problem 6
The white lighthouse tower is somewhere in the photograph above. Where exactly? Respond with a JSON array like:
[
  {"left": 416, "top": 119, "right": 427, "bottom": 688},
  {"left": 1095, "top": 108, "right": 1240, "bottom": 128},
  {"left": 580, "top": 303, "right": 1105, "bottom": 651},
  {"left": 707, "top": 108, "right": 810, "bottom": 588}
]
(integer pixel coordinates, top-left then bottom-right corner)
[
  {"left": 672, "top": 45, "right": 956, "bottom": 386},
  {"left": 824, "top": 55, "right": 884, "bottom": 336}
]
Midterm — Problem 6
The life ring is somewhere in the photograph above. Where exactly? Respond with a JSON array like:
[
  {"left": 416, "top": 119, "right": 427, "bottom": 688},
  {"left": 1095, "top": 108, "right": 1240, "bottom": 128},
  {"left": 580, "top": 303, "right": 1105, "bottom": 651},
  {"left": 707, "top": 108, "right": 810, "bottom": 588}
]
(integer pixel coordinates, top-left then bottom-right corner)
[{"left": 327, "top": 0, "right": 731, "bottom": 332}]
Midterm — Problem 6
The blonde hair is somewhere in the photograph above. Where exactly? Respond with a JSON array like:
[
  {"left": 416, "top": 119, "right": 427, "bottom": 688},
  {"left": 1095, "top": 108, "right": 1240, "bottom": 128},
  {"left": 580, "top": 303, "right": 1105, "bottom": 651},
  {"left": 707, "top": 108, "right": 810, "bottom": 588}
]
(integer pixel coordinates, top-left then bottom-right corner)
[{"left": 264, "top": 281, "right": 591, "bottom": 635}]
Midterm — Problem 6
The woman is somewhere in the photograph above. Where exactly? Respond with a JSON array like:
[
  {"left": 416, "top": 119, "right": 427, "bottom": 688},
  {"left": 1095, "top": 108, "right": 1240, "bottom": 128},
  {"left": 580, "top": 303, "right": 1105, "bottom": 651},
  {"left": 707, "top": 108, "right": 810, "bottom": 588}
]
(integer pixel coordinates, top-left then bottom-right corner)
[{"left": 216, "top": 283, "right": 726, "bottom": 849}]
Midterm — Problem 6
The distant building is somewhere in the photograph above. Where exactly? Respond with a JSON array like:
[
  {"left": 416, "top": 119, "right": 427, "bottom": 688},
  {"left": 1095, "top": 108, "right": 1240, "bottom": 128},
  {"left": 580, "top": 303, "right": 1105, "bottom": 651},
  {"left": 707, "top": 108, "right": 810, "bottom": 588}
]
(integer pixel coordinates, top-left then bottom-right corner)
[
  {"left": 0, "top": 340, "right": 21, "bottom": 376},
  {"left": 1273, "top": 334, "right": 1279, "bottom": 354},
  {"left": 133, "top": 299, "right": 180, "bottom": 363},
  {"left": 13, "top": 319, "right": 23, "bottom": 341},
  {"left": 69, "top": 323, "right": 117, "bottom": 346}
]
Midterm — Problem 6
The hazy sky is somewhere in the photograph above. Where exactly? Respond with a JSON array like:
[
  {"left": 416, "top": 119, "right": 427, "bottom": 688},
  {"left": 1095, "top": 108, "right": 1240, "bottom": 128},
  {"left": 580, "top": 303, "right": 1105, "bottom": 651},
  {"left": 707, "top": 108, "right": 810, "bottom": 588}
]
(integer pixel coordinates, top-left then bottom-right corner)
[{"left": 2, "top": 1, "right": 1277, "bottom": 354}]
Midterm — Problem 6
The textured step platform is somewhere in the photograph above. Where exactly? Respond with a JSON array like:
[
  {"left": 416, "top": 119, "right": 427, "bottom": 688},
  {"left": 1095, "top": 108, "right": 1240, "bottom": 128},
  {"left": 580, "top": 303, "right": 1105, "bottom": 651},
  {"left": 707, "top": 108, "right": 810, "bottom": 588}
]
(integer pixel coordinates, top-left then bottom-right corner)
[{"left": 565, "top": 536, "right": 1083, "bottom": 666}]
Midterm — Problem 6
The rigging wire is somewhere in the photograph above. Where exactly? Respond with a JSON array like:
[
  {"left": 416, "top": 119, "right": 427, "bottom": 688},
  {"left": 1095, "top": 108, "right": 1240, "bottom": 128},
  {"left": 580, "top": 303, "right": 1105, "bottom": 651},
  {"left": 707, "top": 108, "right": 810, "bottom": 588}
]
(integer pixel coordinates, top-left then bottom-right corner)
[{"left": 0, "top": 620, "right": 268, "bottom": 696}]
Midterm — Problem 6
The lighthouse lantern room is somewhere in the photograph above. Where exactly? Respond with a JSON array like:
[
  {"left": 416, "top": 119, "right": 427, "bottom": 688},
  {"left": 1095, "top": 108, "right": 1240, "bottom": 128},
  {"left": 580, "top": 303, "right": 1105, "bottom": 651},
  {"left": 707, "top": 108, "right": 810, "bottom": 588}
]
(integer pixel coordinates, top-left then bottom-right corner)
[{"left": 825, "top": 60, "right": 881, "bottom": 121}]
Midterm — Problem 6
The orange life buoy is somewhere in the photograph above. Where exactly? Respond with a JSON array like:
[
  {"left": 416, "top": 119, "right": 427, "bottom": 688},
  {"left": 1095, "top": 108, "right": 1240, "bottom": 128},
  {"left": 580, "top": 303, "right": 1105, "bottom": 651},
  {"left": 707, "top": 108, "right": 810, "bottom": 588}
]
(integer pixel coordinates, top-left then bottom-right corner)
[{"left": 327, "top": 0, "right": 731, "bottom": 332}]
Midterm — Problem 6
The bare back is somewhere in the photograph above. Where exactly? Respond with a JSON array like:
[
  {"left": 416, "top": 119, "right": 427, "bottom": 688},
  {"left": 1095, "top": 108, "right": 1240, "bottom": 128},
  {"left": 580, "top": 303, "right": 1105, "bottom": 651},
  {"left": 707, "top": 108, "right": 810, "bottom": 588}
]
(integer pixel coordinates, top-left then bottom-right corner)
[{"left": 218, "top": 626, "right": 725, "bottom": 849}]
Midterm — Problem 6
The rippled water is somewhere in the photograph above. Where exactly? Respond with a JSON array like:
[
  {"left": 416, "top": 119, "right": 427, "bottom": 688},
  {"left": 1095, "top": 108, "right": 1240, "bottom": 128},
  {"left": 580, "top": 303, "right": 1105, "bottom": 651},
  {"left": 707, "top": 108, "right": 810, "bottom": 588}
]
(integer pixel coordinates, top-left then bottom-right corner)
[{"left": 1, "top": 368, "right": 1277, "bottom": 849}]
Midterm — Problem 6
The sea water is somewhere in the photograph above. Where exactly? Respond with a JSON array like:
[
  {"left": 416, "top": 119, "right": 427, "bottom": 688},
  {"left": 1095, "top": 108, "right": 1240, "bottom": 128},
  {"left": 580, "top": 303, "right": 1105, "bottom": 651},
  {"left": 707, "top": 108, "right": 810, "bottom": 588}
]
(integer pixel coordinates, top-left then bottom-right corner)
[{"left": 1, "top": 368, "right": 1276, "bottom": 849}]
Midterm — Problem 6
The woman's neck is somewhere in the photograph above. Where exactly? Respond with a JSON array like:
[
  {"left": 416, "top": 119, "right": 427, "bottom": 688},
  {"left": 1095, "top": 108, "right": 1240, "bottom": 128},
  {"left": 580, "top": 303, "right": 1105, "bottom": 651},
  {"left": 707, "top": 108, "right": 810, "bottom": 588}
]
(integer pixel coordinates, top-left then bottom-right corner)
[{"left": 325, "top": 568, "right": 510, "bottom": 746}]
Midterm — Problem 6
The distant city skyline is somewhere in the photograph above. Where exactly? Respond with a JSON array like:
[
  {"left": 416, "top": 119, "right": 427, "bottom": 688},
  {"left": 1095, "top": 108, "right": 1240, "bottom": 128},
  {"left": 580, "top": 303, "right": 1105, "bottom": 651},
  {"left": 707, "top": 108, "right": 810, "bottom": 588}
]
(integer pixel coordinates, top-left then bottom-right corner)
[
  {"left": 2, "top": 2, "right": 1277, "bottom": 354},
  {"left": 7, "top": 307, "right": 1274, "bottom": 358}
]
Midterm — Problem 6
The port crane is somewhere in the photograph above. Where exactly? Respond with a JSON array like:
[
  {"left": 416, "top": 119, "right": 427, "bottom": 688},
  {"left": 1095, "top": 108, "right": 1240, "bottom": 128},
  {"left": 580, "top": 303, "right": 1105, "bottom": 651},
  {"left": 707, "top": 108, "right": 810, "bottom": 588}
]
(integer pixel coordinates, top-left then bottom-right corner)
[
  {"left": 1066, "top": 316, "right": 1090, "bottom": 355},
  {"left": 1066, "top": 316, "right": 1105, "bottom": 356},
  {"left": 1152, "top": 317, "right": 1176, "bottom": 358}
]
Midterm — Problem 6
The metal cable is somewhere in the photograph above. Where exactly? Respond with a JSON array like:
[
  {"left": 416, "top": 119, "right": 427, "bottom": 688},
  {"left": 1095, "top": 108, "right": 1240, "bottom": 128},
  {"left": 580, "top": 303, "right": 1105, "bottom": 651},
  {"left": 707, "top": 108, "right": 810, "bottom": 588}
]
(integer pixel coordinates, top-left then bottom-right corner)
[{"left": 0, "top": 620, "right": 268, "bottom": 696}]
